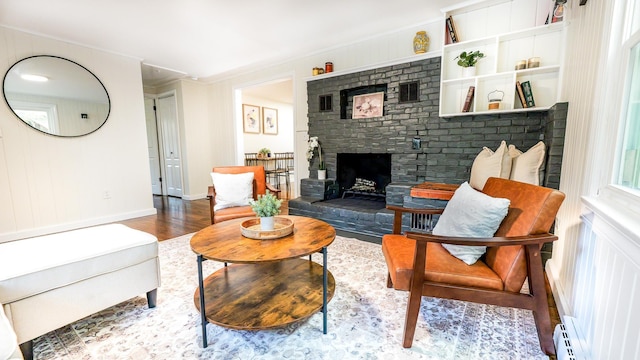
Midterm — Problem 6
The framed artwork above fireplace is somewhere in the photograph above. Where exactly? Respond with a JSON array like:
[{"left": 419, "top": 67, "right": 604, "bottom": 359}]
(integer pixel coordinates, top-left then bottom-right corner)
[{"left": 352, "top": 92, "right": 384, "bottom": 119}]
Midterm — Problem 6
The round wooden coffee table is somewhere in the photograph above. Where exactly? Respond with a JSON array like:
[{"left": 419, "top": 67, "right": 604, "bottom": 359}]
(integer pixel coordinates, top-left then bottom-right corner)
[{"left": 190, "top": 215, "right": 336, "bottom": 347}]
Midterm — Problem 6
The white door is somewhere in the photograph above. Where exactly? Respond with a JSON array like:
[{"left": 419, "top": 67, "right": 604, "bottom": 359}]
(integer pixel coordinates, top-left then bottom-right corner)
[
  {"left": 144, "top": 97, "right": 162, "bottom": 195},
  {"left": 157, "top": 94, "right": 183, "bottom": 197}
]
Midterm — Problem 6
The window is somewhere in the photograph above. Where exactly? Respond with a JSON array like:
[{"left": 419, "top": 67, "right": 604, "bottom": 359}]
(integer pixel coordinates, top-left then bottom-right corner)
[
  {"left": 9, "top": 101, "right": 58, "bottom": 133},
  {"left": 619, "top": 44, "right": 640, "bottom": 189},
  {"left": 617, "top": 4, "right": 640, "bottom": 191}
]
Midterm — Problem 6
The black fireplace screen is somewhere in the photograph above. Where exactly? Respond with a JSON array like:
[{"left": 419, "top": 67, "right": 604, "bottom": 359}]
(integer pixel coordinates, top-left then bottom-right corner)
[{"left": 336, "top": 153, "right": 391, "bottom": 196}]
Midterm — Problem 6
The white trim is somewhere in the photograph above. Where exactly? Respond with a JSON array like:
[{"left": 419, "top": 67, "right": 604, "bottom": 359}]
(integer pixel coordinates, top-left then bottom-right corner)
[{"left": 583, "top": 186, "right": 640, "bottom": 246}]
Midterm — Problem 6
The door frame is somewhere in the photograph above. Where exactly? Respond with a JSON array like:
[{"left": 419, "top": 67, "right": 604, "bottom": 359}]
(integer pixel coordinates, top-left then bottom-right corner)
[
  {"left": 144, "top": 95, "right": 163, "bottom": 195},
  {"left": 148, "top": 90, "right": 184, "bottom": 197}
]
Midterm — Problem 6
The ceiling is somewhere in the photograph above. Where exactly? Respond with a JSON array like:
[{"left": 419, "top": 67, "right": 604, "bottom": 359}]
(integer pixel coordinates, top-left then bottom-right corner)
[{"left": 0, "top": 0, "right": 466, "bottom": 87}]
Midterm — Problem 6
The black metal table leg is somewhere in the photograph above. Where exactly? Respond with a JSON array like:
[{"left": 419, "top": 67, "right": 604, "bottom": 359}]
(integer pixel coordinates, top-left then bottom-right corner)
[
  {"left": 197, "top": 254, "right": 208, "bottom": 348},
  {"left": 322, "top": 246, "right": 328, "bottom": 334}
]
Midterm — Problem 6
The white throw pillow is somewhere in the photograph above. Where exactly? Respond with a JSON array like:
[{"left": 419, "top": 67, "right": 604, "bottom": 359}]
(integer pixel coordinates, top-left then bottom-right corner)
[
  {"left": 509, "top": 141, "right": 546, "bottom": 185},
  {"left": 469, "top": 140, "right": 511, "bottom": 190},
  {"left": 433, "top": 182, "right": 510, "bottom": 265},
  {"left": 210, "top": 172, "right": 254, "bottom": 211}
]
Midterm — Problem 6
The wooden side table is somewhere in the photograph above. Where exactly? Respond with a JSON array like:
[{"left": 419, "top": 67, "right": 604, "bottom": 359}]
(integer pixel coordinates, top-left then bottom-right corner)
[{"left": 190, "top": 215, "right": 335, "bottom": 348}]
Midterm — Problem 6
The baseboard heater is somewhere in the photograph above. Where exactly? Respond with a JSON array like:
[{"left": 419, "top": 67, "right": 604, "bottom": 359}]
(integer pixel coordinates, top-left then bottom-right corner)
[{"left": 553, "top": 316, "right": 590, "bottom": 360}]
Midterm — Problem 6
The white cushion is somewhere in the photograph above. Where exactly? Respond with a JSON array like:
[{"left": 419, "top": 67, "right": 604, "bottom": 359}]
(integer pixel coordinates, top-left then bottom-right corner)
[
  {"left": 0, "top": 305, "right": 18, "bottom": 360},
  {"left": 210, "top": 172, "right": 254, "bottom": 211},
  {"left": 433, "top": 182, "right": 510, "bottom": 265},
  {"left": 469, "top": 140, "right": 511, "bottom": 190},
  {"left": 508, "top": 141, "right": 545, "bottom": 185},
  {"left": 0, "top": 224, "right": 158, "bottom": 304}
]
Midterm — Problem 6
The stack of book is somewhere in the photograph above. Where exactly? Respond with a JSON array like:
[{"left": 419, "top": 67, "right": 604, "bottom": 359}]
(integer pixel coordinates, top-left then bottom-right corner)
[{"left": 516, "top": 81, "right": 535, "bottom": 108}]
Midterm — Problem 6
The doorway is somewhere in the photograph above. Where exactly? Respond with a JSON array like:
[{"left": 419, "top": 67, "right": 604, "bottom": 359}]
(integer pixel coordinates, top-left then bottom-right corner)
[
  {"left": 144, "top": 91, "right": 183, "bottom": 197},
  {"left": 236, "top": 77, "right": 295, "bottom": 195}
]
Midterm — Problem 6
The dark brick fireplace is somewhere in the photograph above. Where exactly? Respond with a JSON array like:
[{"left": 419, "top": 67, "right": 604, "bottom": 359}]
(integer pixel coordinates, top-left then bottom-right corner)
[{"left": 289, "top": 56, "right": 567, "bottom": 241}]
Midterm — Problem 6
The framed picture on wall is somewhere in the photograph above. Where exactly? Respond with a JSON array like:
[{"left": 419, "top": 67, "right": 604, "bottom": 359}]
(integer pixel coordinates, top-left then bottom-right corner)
[
  {"left": 262, "top": 107, "right": 278, "bottom": 135},
  {"left": 242, "top": 104, "right": 261, "bottom": 133},
  {"left": 352, "top": 92, "right": 384, "bottom": 119}
]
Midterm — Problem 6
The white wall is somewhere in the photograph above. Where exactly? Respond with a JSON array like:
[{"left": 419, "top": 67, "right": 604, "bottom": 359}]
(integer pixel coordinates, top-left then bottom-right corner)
[
  {"left": 241, "top": 95, "right": 294, "bottom": 154},
  {"left": 0, "top": 26, "right": 155, "bottom": 242}
]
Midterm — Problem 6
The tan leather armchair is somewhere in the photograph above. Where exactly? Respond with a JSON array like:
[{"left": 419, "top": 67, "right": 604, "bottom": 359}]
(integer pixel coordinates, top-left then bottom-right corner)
[
  {"left": 208, "top": 165, "right": 280, "bottom": 224},
  {"left": 382, "top": 177, "right": 565, "bottom": 355}
]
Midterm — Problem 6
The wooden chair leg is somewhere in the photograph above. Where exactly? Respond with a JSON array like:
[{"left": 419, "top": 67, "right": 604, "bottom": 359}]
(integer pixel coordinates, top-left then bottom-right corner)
[
  {"left": 386, "top": 274, "right": 393, "bottom": 288},
  {"left": 403, "top": 240, "right": 428, "bottom": 348},
  {"left": 526, "top": 244, "right": 556, "bottom": 356}
]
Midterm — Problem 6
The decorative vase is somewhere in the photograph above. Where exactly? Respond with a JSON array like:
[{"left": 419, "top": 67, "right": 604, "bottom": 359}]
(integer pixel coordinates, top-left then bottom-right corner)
[
  {"left": 462, "top": 66, "right": 476, "bottom": 78},
  {"left": 413, "top": 31, "right": 429, "bottom": 54},
  {"left": 318, "top": 169, "right": 326, "bottom": 180},
  {"left": 260, "top": 216, "right": 275, "bottom": 231}
]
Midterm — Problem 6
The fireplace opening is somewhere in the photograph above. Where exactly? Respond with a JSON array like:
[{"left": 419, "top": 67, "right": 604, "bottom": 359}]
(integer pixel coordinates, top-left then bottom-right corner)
[{"left": 336, "top": 153, "right": 391, "bottom": 199}]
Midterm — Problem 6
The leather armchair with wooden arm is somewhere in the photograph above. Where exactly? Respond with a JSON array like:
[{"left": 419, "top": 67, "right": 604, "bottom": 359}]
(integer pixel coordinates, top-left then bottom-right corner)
[
  {"left": 207, "top": 165, "right": 281, "bottom": 224},
  {"left": 382, "top": 177, "right": 565, "bottom": 355}
]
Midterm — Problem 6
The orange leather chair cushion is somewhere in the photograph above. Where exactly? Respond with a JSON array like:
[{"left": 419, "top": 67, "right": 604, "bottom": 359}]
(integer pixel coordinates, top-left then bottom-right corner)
[{"left": 382, "top": 234, "right": 503, "bottom": 291}]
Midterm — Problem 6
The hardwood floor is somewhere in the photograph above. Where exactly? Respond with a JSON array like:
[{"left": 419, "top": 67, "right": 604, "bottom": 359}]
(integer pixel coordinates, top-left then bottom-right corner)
[
  {"left": 117, "top": 195, "right": 289, "bottom": 241},
  {"left": 117, "top": 195, "right": 560, "bottom": 351}
]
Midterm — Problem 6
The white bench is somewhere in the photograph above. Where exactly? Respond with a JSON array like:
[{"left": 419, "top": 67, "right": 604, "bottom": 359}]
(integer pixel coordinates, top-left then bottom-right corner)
[{"left": 0, "top": 224, "right": 160, "bottom": 359}]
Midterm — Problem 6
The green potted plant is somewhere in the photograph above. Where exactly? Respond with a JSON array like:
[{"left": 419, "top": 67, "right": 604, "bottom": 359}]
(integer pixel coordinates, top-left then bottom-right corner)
[
  {"left": 258, "top": 147, "right": 271, "bottom": 159},
  {"left": 249, "top": 190, "right": 282, "bottom": 230},
  {"left": 455, "top": 50, "right": 485, "bottom": 77}
]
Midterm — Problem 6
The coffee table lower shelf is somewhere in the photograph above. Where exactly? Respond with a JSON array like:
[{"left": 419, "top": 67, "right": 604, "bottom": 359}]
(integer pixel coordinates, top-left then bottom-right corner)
[{"left": 194, "top": 258, "right": 335, "bottom": 330}]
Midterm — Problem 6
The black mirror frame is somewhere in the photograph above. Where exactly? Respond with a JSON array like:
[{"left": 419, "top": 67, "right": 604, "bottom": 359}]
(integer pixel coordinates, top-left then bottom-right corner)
[{"left": 2, "top": 55, "right": 111, "bottom": 137}]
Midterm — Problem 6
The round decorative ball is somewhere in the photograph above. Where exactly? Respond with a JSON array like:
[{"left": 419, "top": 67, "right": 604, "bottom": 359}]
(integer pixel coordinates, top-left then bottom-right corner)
[{"left": 413, "top": 31, "right": 429, "bottom": 54}]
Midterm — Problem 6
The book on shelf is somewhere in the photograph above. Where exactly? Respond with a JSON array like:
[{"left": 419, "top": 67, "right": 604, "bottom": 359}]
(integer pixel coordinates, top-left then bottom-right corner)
[
  {"left": 446, "top": 16, "right": 459, "bottom": 43},
  {"left": 521, "top": 81, "right": 536, "bottom": 107},
  {"left": 515, "top": 81, "right": 527, "bottom": 108},
  {"left": 462, "top": 86, "right": 475, "bottom": 112}
]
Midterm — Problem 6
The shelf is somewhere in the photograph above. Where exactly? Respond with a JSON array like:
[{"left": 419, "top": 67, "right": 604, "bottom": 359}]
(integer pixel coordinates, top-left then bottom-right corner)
[
  {"left": 441, "top": 106, "right": 552, "bottom": 118},
  {"left": 439, "top": 0, "right": 565, "bottom": 118}
]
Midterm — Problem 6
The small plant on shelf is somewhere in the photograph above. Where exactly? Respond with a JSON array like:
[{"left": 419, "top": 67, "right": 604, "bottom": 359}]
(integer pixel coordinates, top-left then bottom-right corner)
[
  {"left": 249, "top": 190, "right": 282, "bottom": 218},
  {"left": 455, "top": 50, "right": 485, "bottom": 67},
  {"left": 258, "top": 147, "right": 271, "bottom": 158}
]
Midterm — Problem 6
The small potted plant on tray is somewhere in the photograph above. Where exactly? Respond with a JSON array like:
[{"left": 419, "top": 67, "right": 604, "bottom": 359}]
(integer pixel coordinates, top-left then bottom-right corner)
[
  {"left": 455, "top": 50, "right": 485, "bottom": 77},
  {"left": 249, "top": 190, "right": 282, "bottom": 230}
]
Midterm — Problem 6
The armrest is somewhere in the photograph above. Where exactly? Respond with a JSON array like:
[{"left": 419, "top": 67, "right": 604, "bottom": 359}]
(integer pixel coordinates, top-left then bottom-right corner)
[
  {"left": 266, "top": 183, "right": 282, "bottom": 196},
  {"left": 405, "top": 231, "right": 558, "bottom": 247}
]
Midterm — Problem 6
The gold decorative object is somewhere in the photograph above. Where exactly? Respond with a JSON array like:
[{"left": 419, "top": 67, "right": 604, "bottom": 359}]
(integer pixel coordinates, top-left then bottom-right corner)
[
  {"left": 413, "top": 31, "right": 430, "bottom": 54},
  {"left": 515, "top": 60, "right": 526, "bottom": 70},
  {"left": 240, "top": 217, "right": 294, "bottom": 240}
]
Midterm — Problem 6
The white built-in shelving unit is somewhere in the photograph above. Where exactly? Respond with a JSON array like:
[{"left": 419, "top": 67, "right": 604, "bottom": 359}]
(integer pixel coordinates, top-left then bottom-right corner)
[{"left": 439, "top": 0, "right": 566, "bottom": 117}]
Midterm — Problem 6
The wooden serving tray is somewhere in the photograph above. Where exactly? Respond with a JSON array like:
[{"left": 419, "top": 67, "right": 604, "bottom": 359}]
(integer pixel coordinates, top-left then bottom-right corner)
[{"left": 240, "top": 217, "right": 294, "bottom": 240}]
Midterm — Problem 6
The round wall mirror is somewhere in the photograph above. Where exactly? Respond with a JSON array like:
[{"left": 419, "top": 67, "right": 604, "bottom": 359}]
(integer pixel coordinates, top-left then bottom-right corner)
[{"left": 2, "top": 55, "right": 110, "bottom": 137}]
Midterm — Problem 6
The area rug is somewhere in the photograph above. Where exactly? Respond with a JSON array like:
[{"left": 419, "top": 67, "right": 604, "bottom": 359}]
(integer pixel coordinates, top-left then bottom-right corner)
[{"left": 32, "top": 234, "right": 548, "bottom": 360}]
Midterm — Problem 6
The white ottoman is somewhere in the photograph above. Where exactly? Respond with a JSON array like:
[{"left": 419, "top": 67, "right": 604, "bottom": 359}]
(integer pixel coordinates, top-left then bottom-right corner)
[{"left": 0, "top": 224, "right": 160, "bottom": 359}]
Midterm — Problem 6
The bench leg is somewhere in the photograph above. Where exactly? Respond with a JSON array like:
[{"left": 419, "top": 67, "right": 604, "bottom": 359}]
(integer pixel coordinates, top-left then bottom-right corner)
[
  {"left": 20, "top": 340, "right": 33, "bottom": 360},
  {"left": 146, "top": 289, "right": 158, "bottom": 308}
]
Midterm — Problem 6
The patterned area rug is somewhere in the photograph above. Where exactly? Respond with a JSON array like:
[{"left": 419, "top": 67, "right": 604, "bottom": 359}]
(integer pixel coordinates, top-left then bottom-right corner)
[{"left": 33, "top": 234, "right": 548, "bottom": 359}]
